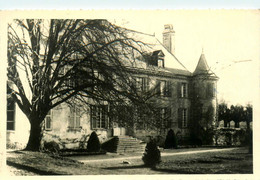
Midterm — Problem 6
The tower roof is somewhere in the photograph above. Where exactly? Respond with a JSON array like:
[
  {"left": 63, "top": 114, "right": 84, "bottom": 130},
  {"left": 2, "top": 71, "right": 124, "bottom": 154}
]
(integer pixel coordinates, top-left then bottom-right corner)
[{"left": 193, "top": 53, "right": 217, "bottom": 77}]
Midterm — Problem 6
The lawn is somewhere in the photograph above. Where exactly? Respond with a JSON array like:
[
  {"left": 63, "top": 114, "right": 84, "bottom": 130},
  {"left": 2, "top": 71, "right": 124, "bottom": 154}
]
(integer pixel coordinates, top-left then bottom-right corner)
[{"left": 6, "top": 147, "right": 252, "bottom": 175}]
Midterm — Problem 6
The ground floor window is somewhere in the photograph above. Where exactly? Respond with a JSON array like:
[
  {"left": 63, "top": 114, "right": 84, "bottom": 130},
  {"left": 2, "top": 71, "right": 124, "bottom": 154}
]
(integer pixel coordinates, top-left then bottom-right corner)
[
  {"left": 68, "top": 106, "right": 81, "bottom": 130},
  {"left": 45, "top": 110, "right": 52, "bottom": 130},
  {"left": 91, "top": 105, "right": 108, "bottom": 129},
  {"left": 178, "top": 108, "right": 188, "bottom": 128},
  {"left": 7, "top": 98, "right": 15, "bottom": 130},
  {"left": 159, "top": 107, "right": 171, "bottom": 128}
]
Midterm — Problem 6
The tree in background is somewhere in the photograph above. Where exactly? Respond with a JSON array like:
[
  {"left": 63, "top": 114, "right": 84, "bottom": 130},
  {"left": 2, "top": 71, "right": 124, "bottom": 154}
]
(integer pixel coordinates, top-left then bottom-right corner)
[
  {"left": 230, "top": 105, "right": 245, "bottom": 128},
  {"left": 245, "top": 104, "right": 252, "bottom": 130},
  {"left": 218, "top": 102, "right": 252, "bottom": 129},
  {"left": 218, "top": 101, "right": 231, "bottom": 127},
  {"left": 217, "top": 102, "right": 253, "bottom": 151}
]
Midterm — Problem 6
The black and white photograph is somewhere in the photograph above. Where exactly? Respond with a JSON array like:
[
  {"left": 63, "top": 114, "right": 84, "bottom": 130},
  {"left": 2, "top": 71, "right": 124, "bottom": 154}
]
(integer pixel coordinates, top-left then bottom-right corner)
[{"left": 1, "top": 10, "right": 259, "bottom": 177}]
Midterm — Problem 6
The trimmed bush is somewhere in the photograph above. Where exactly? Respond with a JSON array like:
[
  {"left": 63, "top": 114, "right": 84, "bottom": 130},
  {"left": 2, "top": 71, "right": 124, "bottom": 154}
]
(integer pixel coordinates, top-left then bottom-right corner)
[
  {"left": 164, "top": 129, "right": 178, "bottom": 149},
  {"left": 142, "top": 139, "right": 161, "bottom": 167},
  {"left": 101, "top": 137, "right": 118, "bottom": 153},
  {"left": 87, "top": 131, "right": 101, "bottom": 152}
]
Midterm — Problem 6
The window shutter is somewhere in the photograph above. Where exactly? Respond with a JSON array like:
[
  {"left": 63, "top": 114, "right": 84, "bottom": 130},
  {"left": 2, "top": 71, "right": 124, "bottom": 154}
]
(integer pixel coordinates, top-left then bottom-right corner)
[
  {"left": 45, "top": 110, "right": 52, "bottom": 130},
  {"left": 156, "top": 80, "right": 161, "bottom": 96},
  {"left": 168, "top": 81, "right": 172, "bottom": 97},
  {"left": 167, "top": 108, "right": 172, "bottom": 127},
  {"left": 142, "top": 77, "right": 146, "bottom": 91},
  {"left": 69, "top": 107, "right": 74, "bottom": 128},
  {"left": 91, "top": 106, "right": 96, "bottom": 129},
  {"left": 7, "top": 97, "right": 15, "bottom": 130},
  {"left": 177, "top": 82, "right": 181, "bottom": 98},
  {"left": 145, "top": 77, "right": 150, "bottom": 92},
  {"left": 76, "top": 108, "right": 80, "bottom": 128},
  {"left": 187, "top": 108, "right": 190, "bottom": 128},
  {"left": 188, "top": 83, "right": 191, "bottom": 98},
  {"left": 213, "top": 83, "right": 216, "bottom": 97},
  {"left": 178, "top": 108, "right": 182, "bottom": 128},
  {"left": 210, "top": 83, "right": 214, "bottom": 97},
  {"left": 104, "top": 105, "right": 108, "bottom": 128},
  {"left": 206, "top": 83, "right": 209, "bottom": 98},
  {"left": 206, "top": 83, "right": 213, "bottom": 98}
]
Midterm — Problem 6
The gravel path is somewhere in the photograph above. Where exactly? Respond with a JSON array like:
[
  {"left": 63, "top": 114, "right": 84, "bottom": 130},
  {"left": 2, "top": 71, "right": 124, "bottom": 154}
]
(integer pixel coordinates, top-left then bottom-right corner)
[{"left": 70, "top": 147, "right": 239, "bottom": 163}]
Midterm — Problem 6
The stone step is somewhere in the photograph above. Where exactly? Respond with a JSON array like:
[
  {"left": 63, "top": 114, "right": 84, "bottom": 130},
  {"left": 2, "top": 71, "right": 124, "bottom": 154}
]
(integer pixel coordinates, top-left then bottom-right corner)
[
  {"left": 113, "top": 136, "right": 146, "bottom": 153},
  {"left": 118, "top": 142, "right": 141, "bottom": 145},
  {"left": 117, "top": 148, "right": 145, "bottom": 152},
  {"left": 117, "top": 144, "right": 145, "bottom": 148},
  {"left": 117, "top": 145, "right": 145, "bottom": 149}
]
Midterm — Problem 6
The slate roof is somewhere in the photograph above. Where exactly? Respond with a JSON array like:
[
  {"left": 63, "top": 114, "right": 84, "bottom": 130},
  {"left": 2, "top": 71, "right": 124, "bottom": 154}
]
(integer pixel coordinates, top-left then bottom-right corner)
[
  {"left": 193, "top": 53, "right": 217, "bottom": 77},
  {"left": 125, "top": 29, "right": 191, "bottom": 77}
]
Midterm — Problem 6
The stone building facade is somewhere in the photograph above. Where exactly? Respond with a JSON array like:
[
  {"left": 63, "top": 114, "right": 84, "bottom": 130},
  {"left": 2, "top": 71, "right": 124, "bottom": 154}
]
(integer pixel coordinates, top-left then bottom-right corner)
[{"left": 6, "top": 24, "right": 218, "bottom": 149}]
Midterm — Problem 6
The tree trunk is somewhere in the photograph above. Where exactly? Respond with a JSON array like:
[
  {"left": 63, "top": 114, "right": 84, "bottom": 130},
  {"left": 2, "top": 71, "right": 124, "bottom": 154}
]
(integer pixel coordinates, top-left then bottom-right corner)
[{"left": 24, "top": 118, "right": 43, "bottom": 151}]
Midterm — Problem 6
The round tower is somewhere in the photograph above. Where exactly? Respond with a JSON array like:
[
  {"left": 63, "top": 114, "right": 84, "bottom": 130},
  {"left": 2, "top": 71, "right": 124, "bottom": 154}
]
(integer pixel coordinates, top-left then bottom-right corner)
[{"left": 190, "top": 52, "right": 219, "bottom": 143}]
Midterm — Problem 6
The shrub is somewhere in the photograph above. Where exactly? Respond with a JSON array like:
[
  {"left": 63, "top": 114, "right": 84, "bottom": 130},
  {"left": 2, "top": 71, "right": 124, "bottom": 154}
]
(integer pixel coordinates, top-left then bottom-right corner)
[
  {"left": 101, "top": 137, "right": 118, "bottom": 153},
  {"left": 87, "top": 131, "right": 101, "bottom": 152},
  {"left": 189, "top": 133, "right": 202, "bottom": 147},
  {"left": 142, "top": 139, "right": 161, "bottom": 167},
  {"left": 203, "top": 128, "right": 215, "bottom": 145},
  {"left": 164, "top": 129, "right": 178, "bottom": 149},
  {"left": 41, "top": 141, "right": 60, "bottom": 154}
]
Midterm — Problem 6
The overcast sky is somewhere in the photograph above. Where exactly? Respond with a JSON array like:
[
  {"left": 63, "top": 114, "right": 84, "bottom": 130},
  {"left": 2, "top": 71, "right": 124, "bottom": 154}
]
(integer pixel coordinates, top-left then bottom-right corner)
[
  {"left": 1, "top": 10, "right": 259, "bottom": 106},
  {"left": 111, "top": 10, "right": 260, "bottom": 106}
]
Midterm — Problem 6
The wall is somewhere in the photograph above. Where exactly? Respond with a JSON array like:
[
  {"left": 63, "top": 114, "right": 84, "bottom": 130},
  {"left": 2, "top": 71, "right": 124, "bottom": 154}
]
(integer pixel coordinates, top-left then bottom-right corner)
[
  {"left": 191, "top": 76, "right": 218, "bottom": 129},
  {"left": 134, "top": 74, "right": 191, "bottom": 144},
  {"left": 42, "top": 103, "right": 110, "bottom": 149}
]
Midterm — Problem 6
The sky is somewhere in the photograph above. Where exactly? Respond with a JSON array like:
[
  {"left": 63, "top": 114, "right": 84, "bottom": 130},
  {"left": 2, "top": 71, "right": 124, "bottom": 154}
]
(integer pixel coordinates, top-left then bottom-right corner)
[
  {"left": 111, "top": 10, "right": 260, "bottom": 106},
  {"left": 1, "top": 10, "right": 259, "bottom": 107},
  {"left": 0, "top": 0, "right": 259, "bottom": 9}
]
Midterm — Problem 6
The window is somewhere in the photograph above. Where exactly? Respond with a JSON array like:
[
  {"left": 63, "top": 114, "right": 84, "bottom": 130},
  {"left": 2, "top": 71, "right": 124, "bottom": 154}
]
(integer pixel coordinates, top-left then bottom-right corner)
[
  {"left": 7, "top": 98, "right": 15, "bottom": 131},
  {"left": 136, "top": 112, "right": 147, "bottom": 130},
  {"left": 45, "top": 110, "right": 52, "bottom": 130},
  {"left": 206, "top": 83, "right": 215, "bottom": 98},
  {"left": 149, "top": 50, "right": 165, "bottom": 67},
  {"left": 61, "top": 65, "right": 86, "bottom": 88},
  {"left": 135, "top": 77, "right": 149, "bottom": 92},
  {"left": 178, "top": 108, "right": 188, "bottom": 128},
  {"left": 157, "top": 80, "right": 171, "bottom": 97},
  {"left": 158, "top": 58, "right": 164, "bottom": 68},
  {"left": 91, "top": 105, "right": 108, "bottom": 129},
  {"left": 68, "top": 106, "right": 81, "bottom": 130},
  {"left": 60, "top": 66, "right": 75, "bottom": 87},
  {"left": 179, "top": 82, "right": 188, "bottom": 98},
  {"left": 182, "top": 109, "right": 188, "bottom": 128},
  {"left": 159, "top": 108, "right": 171, "bottom": 128}
]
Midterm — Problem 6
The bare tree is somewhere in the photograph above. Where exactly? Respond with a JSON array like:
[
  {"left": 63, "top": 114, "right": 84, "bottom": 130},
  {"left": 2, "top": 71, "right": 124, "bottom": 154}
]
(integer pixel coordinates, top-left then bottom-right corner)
[{"left": 7, "top": 19, "right": 151, "bottom": 151}]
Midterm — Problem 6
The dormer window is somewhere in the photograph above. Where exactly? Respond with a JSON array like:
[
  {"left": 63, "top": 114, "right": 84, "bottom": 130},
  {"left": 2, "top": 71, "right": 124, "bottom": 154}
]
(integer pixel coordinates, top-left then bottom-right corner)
[
  {"left": 158, "top": 58, "right": 164, "bottom": 67},
  {"left": 149, "top": 50, "right": 165, "bottom": 67}
]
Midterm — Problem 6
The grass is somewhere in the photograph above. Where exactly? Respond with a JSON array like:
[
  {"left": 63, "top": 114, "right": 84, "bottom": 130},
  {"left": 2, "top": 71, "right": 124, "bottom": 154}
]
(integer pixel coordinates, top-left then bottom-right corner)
[
  {"left": 156, "top": 148, "right": 252, "bottom": 174},
  {"left": 6, "top": 147, "right": 252, "bottom": 175}
]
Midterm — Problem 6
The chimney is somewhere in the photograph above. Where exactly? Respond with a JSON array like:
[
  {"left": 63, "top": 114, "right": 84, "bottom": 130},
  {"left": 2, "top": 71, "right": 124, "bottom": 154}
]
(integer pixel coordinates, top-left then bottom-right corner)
[{"left": 162, "top": 24, "right": 175, "bottom": 54}]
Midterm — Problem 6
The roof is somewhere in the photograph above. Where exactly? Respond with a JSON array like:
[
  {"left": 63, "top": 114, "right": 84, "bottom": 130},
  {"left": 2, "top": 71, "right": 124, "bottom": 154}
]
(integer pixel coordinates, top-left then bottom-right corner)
[
  {"left": 127, "top": 66, "right": 192, "bottom": 78},
  {"left": 193, "top": 53, "right": 217, "bottom": 77},
  {"left": 125, "top": 29, "right": 191, "bottom": 75}
]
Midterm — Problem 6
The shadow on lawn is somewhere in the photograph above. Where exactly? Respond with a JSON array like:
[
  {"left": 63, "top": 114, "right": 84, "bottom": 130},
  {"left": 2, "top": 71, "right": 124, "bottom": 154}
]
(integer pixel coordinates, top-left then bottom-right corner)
[
  {"left": 103, "top": 165, "right": 147, "bottom": 170},
  {"left": 151, "top": 167, "right": 203, "bottom": 174},
  {"left": 103, "top": 165, "right": 202, "bottom": 174}
]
